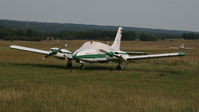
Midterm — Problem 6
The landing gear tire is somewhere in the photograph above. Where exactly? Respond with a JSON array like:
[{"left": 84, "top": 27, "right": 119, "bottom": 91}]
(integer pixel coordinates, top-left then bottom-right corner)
[
  {"left": 116, "top": 62, "right": 123, "bottom": 70},
  {"left": 80, "top": 64, "right": 85, "bottom": 70},
  {"left": 67, "top": 60, "right": 73, "bottom": 68},
  {"left": 116, "top": 65, "right": 123, "bottom": 70}
]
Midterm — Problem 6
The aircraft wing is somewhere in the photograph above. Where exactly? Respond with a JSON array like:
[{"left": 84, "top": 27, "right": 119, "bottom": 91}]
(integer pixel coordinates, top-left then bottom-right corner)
[
  {"left": 127, "top": 52, "right": 185, "bottom": 61},
  {"left": 10, "top": 45, "right": 50, "bottom": 55},
  {"left": 185, "top": 47, "right": 194, "bottom": 50}
]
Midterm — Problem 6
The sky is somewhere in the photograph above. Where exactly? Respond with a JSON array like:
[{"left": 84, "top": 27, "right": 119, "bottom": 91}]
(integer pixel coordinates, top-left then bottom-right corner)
[{"left": 0, "top": 0, "right": 199, "bottom": 32}]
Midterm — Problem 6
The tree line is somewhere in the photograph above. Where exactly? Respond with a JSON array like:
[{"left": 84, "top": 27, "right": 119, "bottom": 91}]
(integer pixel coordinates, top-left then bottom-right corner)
[{"left": 0, "top": 26, "right": 198, "bottom": 41}]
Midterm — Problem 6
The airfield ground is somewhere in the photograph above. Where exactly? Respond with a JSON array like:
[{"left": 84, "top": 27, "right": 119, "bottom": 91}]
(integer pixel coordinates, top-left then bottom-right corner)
[{"left": 0, "top": 39, "right": 199, "bottom": 112}]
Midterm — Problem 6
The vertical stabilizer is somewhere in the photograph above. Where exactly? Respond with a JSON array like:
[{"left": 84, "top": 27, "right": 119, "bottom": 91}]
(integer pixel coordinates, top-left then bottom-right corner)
[
  {"left": 111, "top": 27, "right": 123, "bottom": 51},
  {"left": 180, "top": 44, "right": 184, "bottom": 48}
]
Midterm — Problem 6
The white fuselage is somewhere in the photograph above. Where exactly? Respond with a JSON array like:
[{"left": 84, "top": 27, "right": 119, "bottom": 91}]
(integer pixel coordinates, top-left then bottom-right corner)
[{"left": 72, "top": 41, "right": 129, "bottom": 63}]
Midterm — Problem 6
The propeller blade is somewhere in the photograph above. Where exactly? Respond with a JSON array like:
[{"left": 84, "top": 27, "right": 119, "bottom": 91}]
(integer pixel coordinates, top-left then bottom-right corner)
[
  {"left": 57, "top": 44, "right": 68, "bottom": 53},
  {"left": 99, "top": 49, "right": 108, "bottom": 54},
  {"left": 43, "top": 44, "right": 69, "bottom": 59},
  {"left": 99, "top": 49, "right": 124, "bottom": 59},
  {"left": 99, "top": 49, "right": 114, "bottom": 57},
  {"left": 43, "top": 52, "right": 53, "bottom": 59},
  {"left": 58, "top": 48, "right": 62, "bottom": 53},
  {"left": 114, "top": 55, "right": 122, "bottom": 59}
]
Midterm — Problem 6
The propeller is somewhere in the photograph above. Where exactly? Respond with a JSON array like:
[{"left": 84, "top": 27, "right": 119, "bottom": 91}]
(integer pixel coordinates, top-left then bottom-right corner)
[
  {"left": 43, "top": 52, "right": 53, "bottom": 59},
  {"left": 43, "top": 48, "right": 59, "bottom": 59},
  {"left": 43, "top": 44, "right": 70, "bottom": 59},
  {"left": 99, "top": 49, "right": 124, "bottom": 59}
]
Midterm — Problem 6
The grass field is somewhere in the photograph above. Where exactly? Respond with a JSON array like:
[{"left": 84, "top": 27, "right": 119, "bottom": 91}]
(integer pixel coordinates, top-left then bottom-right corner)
[{"left": 0, "top": 39, "right": 199, "bottom": 112}]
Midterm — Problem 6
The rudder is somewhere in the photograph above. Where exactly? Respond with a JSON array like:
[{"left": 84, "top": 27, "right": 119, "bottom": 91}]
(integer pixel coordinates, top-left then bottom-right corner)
[{"left": 111, "top": 27, "right": 123, "bottom": 51}]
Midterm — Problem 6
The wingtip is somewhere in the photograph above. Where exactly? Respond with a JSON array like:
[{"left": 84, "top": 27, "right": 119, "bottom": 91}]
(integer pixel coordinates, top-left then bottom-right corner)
[
  {"left": 9, "top": 45, "right": 15, "bottom": 48},
  {"left": 178, "top": 52, "right": 185, "bottom": 56}
]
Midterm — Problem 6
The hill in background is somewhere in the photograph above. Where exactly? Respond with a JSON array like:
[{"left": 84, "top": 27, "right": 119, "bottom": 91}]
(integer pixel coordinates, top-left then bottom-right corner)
[
  {"left": 1, "top": 19, "right": 199, "bottom": 41},
  {"left": 0, "top": 19, "right": 196, "bottom": 34}
]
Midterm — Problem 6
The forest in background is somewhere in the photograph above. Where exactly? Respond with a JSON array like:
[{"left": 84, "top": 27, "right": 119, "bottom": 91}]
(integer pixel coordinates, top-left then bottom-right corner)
[{"left": 0, "top": 19, "right": 199, "bottom": 41}]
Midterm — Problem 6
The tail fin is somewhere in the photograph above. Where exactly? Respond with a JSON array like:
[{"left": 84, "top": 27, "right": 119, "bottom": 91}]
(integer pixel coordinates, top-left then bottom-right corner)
[
  {"left": 111, "top": 27, "right": 123, "bottom": 51},
  {"left": 180, "top": 44, "right": 184, "bottom": 48}
]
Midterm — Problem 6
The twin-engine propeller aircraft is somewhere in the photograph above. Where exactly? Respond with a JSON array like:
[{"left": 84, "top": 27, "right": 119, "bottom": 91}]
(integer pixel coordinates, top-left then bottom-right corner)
[
  {"left": 169, "top": 44, "right": 194, "bottom": 50},
  {"left": 10, "top": 27, "right": 185, "bottom": 70}
]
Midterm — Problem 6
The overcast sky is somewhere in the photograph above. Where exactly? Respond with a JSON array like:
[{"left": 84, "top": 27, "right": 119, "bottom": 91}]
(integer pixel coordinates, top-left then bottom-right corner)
[{"left": 0, "top": 0, "right": 199, "bottom": 31}]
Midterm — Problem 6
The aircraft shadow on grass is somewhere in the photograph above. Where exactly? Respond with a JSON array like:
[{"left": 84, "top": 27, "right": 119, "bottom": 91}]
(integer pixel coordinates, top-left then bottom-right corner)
[{"left": 9, "top": 62, "right": 116, "bottom": 71}]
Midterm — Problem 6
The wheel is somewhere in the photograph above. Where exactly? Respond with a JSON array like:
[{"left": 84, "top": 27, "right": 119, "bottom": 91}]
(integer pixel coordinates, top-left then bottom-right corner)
[
  {"left": 66, "top": 60, "right": 73, "bottom": 68},
  {"left": 80, "top": 64, "right": 85, "bottom": 70},
  {"left": 67, "top": 63, "right": 72, "bottom": 68},
  {"left": 116, "top": 65, "right": 123, "bottom": 70}
]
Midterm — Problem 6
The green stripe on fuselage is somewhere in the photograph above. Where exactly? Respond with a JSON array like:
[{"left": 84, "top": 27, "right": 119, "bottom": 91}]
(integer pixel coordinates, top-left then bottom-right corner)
[
  {"left": 63, "top": 52, "right": 72, "bottom": 54},
  {"left": 74, "top": 54, "right": 106, "bottom": 59}
]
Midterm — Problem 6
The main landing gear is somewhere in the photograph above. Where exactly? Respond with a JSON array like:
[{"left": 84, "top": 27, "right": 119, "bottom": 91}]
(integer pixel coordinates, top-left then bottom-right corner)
[
  {"left": 66, "top": 59, "right": 73, "bottom": 68},
  {"left": 80, "top": 64, "right": 85, "bottom": 70},
  {"left": 116, "top": 62, "right": 123, "bottom": 70}
]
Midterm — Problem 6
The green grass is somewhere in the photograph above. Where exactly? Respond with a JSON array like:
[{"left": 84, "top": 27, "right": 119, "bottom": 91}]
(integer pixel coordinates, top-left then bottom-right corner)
[{"left": 0, "top": 40, "right": 199, "bottom": 112}]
